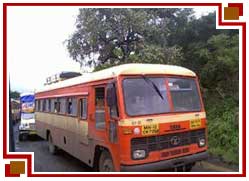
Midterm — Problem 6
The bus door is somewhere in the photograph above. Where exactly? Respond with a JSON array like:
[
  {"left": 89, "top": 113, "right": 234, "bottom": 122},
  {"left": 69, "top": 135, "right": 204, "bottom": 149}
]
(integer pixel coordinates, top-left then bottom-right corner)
[
  {"left": 89, "top": 86, "right": 108, "bottom": 142},
  {"left": 77, "top": 96, "right": 89, "bottom": 145},
  {"left": 76, "top": 96, "right": 93, "bottom": 165}
]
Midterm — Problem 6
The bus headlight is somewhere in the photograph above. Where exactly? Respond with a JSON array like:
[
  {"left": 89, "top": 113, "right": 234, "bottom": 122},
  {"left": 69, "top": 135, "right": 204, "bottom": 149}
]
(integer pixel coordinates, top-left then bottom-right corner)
[
  {"left": 198, "top": 138, "right": 206, "bottom": 147},
  {"left": 133, "top": 127, "right": 140, "bottom": 135},
  {"left": 133, "top": 150, "right": 146, "bottom": 159},
  {"left": 19, "top": 123, "right": 30, "bottom": 130}
]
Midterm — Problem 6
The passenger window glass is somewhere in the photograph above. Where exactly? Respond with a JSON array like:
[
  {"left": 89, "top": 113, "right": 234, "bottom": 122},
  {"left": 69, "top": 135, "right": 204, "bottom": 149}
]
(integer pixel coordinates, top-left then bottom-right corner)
[
  {"left": 42, "top": 99, "right": 46, "bottom": 112},
  {"left": 110, "top": 106, "right": 118, "bottom": 118},
  {"left": 95, "top": 87, "right": 105, "bottom": 129},
  {"left": 67, "top": 98, "right": 73, "bottom": 115},
  {"left": 108, "top": 84, "right": 119, "bottom": 118},
  {"left": 45, "top": 99, "right": 50, "bottom": 112},
  {"left": 59, "top": 98, "right": 66, "bottom": 114},
  {"left": 51, "top": 99, "right": 55, "bottom": 113},
  {"left": 55, "top": 99, "right": 59, "bottom": 113},
  {"left": 67, "top": 97, "right": 77, "bottom": 116},
  {"left": 40, "top": 100, "right": 45, "bottom": 111},
  {"left": 35, "top": 100, "right": 39, "bottom": 111},
  {"left": 48, "top": 99, "right": 51, "bottom": 112},
  {"left": 37, "top": 100, "right": 41, "bottom": 111},
  {"left": 80, "top": 98, "right": 87, "bottom": 120}
]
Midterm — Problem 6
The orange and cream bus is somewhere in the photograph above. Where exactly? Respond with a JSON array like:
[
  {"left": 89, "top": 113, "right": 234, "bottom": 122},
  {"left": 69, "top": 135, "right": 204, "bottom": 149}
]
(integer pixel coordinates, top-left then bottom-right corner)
[{"left": 35, "top": 63, "right": 208, "bottom": 172}]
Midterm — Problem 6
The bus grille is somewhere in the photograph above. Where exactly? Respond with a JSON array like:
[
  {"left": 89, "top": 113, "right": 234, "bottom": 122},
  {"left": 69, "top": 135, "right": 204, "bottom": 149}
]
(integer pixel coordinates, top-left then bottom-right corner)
[
  {"left": 29, "top": 123, "right": 36, "bottom": 130},
  {"left": 131, "top": 129, "right": 205, "bottom": 153}
]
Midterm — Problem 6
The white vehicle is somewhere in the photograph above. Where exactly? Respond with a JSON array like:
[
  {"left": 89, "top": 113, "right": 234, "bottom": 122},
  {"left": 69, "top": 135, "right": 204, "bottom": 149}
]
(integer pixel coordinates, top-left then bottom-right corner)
[{"left": 19, "top": 92, "right": 36, "bottom": 141}]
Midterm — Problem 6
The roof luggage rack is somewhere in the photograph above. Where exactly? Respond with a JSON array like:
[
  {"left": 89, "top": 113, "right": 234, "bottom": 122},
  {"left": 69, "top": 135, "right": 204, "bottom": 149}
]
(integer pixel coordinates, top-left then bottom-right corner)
[{"left": 45, "top": 71, "right": 81, "bottom": 85}]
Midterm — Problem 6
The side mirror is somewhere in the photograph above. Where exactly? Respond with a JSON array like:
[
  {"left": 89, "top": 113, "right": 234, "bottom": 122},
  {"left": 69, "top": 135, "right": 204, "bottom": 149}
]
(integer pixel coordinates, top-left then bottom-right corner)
[{"left": 107, "top": 83, "right": 117, "bottom": 107}]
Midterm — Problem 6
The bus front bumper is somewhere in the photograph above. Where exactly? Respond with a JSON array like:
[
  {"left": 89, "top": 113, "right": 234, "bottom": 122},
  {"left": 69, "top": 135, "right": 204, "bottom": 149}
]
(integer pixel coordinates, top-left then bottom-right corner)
[
  {"left": 120, "top": 151, "right": 208, "bottom": 172},
  {"left": 19, "top": 129, "right": 37, "bottom": 135}
]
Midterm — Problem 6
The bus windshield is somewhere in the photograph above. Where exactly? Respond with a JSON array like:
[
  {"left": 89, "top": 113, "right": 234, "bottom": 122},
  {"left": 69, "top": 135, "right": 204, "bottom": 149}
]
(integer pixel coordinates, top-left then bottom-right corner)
[
  {"left": 168, "top": 78, "right": 201, "bottom": 112},
  {"left": 123, "top": 78, "right": 170, "bottom": 116},
  {"left": 122, "top": 77, "right": 201, "bottom": 116},
  {"left": 21, "top": 113, "right": 35, "bottom": 120}
]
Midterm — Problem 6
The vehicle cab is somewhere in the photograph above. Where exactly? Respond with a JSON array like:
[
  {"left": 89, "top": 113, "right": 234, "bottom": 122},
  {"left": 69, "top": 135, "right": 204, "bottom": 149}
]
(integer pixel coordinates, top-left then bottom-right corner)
[
  {"left": 105, "top": 64, "right": 208, "bottom": 171},
  {"left": 19, "top": 93, "right": 36, "bottom": 141}
]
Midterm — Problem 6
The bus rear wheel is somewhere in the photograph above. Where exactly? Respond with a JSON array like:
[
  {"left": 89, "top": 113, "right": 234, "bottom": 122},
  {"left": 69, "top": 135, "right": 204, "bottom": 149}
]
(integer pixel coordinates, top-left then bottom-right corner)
[
  {"left": 99, "top": 150, "right": 114, "bottom": 172},
  {"left": 48, "top": 133, "right": 57, "bottom": 154},
  {"left": 185, "top": 163, "right": 195, "bottom": 172},
  {"left": 19, "top": 134, "right": 26, "bottom": 141}
]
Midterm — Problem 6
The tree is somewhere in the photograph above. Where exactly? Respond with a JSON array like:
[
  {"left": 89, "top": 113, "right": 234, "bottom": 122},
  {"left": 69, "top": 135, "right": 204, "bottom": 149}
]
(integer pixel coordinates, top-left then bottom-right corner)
[
  {"left": 66, "top": 8, "right": 193, "bottom": 68},
  {"left": 10, "top": 90, "right": 20, "bottom": 99},
  {"left": 199, "top": 33, "right": 239, "bottom": 101}
]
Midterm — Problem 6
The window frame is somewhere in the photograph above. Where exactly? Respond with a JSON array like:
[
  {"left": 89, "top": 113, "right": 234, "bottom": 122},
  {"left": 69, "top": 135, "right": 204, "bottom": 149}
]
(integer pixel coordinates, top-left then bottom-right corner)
[
  {"left": 94, "top": 86, "right": 106, "bottom": 130},
  {"left": 107, "top": 82, "right": 119, "bottom": 119},
  {"left": 78, "top": 97, "right": 88, "bottom": 120},
  {"left": 66, "top": 97, "right": 77, "bottom": 117}
]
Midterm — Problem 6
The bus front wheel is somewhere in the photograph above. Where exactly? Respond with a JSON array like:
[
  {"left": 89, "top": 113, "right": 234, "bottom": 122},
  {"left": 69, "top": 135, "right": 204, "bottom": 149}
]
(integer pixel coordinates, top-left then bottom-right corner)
[
  {"left": 99, "top": 150, "right": 115, "bottom": 172},
  {"left": 48, "top": 133, "right": 57, "bottom": 155},
  {"left": 19, "top": 134, "right": 26, "bottom": 141}
]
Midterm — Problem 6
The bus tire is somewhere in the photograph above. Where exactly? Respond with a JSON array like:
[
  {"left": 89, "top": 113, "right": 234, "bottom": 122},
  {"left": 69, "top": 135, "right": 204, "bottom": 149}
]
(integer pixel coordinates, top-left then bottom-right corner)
[
  {"left": 19, "top": 134, "right": 27, "bottom": 141},
  {"left": 48, "top": 133, "right": 57, "bottom": 155},
  {"left": 99, "top": 150, "right": 115, "bottom": 172},
  {"left": 185, "top": 162, "right": 195, "bottom": 172},
  {"left": 18, "top": 134, "right": 23, "bottom": 141}
]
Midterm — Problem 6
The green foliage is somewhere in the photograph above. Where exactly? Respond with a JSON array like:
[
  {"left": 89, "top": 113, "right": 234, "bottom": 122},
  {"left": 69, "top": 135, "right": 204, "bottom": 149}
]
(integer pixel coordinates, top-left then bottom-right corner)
[
  {"left": 10, "top": 90, "right": 20, "bottom": 99},
  {"left": 206, "top": 98, "right": 239, "bottom": 164},
  {"left": 67, "top": 8, "right": 193, "bottom": 67},
  {"left": 200, "top": 34, "right": 239, "bottom": 101},
  {"left": 67, "top": 9, "right": 239, "bottom": 164},
  {"left": 127, "top": 45, "right": 183, "bottom": 64}
]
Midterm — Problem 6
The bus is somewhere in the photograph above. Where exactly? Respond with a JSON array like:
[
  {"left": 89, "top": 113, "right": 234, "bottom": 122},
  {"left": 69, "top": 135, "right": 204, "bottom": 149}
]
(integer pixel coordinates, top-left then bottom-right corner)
[
  {"left": 19, "top": 92, "right": 36, "bottom": 141},
  {"left": 35, "top": 64, "right": 208, "bottom": 172}
]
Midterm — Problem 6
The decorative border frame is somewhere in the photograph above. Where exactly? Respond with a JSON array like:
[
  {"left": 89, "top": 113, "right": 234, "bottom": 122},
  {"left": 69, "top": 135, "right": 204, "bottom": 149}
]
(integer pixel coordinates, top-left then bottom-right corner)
[{"left": 2, "top": 2, "right": 246, "bottom": 177}]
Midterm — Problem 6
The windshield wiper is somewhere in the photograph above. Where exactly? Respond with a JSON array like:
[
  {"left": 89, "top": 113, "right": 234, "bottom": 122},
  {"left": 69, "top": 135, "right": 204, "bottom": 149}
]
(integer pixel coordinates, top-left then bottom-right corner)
[{"left": 141, "top": 75, "right": 164, "bottom": 100}]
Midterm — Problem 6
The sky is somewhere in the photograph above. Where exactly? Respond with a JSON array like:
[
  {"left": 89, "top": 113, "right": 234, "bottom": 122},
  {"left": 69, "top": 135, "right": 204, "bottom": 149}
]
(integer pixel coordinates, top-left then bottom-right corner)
[{"left": 7, "top": 6, "right": 215, "bottom": 93}]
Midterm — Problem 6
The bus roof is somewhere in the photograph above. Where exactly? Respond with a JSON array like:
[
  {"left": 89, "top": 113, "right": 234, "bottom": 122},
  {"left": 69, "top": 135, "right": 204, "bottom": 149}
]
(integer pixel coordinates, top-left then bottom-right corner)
[
  {"left": 20, "top": 92, "right": 35, "bottom": 97},
  {"left": 36, "top": 63, "right": 196, "bottom": 93}
]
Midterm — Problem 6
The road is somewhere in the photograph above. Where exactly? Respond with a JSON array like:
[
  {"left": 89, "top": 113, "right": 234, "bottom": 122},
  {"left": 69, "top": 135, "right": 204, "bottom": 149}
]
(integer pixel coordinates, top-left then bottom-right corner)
[{"left": 13, "top": 124, "right": 238, "bottom": 172}]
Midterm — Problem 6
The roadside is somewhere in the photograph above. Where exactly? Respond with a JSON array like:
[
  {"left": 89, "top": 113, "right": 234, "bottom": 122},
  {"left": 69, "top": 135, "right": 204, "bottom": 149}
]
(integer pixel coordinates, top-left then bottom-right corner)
[{"left": 12, "top": 124, "right": 238, "bottom": 172}]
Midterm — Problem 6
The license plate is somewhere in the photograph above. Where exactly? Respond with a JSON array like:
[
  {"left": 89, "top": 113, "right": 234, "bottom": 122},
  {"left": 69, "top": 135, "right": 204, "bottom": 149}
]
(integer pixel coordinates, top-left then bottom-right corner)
[
  {"left": 29, "top": 131, "right": 37, "bottom": 135},
  {"left": 190, "top": 119, "right": 201, "bottom": 129},
  {"left": 142, "top": 124, "right": 159, "bottom": 135}
]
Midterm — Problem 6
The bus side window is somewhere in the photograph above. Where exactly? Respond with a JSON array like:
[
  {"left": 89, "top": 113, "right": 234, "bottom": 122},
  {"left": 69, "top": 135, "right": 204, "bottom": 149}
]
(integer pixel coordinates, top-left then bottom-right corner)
[
  {"left": 67, "top": 98, "right": 73, "bottom": 115},
  {"left": 43, "top": 99, "right": 46, "bottom": 112},
  {"left": 107, "top": 83, "right": 119, "bottom": 118},
  {"left": 35, "top": 100, "right": 38, "bottom": 111},
  {"left": 59, "top": 98, "right": 66, "bottom": 114},
  {"left": 45, "top": 99, "right": 49, "bottom": 112},
  {"left": 54, "top": 100, "right": 58, "bottom": 113},
  {"left": 50, "top": 99, "right": 54, "bottom": 112},
  {"left": 48, "top": 99, "right": 51, "bottom": 112},
  {"left": 67, "top": 97, "right": 77, "bottom": 116},
  {"left": 95, "top": 87, "right": 105, "bottom": 129},
  {"left": 79, "top": 98, "right": 87, "bottom": 120},
  {"left": 38, "top": 100, "right": 41, "bottom": 111},
  {"left": 40, "top": 100, "right": 43, "bottom": 112}
]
